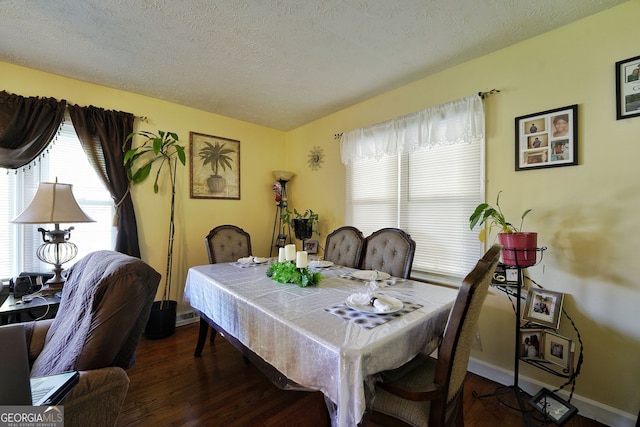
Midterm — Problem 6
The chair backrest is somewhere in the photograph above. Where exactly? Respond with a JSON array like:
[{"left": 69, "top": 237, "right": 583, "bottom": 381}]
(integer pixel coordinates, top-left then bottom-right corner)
[
  {"left": 205, "top": 225, "right": 252, "bottom": 263},
  {"left": 430, "top": 244, "right": 501, "bottom": 425},
  {"left": 323, "top": 226, "right": 365, "bottom": 268},
  {"left": 30, "top": 250, "right": 161, "bottom": 377},
  {"left": 359, "top": 228, "right": 416, "bottom": 279}
]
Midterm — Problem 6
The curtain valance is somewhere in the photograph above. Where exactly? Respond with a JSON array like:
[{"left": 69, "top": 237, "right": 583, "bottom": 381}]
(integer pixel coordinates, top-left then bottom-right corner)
[
  {"left": 0, "top": 91, "right": 67, "bottom": 169},
  {"left": 340, "top": 94, "right": 484, "bottom": 165}
]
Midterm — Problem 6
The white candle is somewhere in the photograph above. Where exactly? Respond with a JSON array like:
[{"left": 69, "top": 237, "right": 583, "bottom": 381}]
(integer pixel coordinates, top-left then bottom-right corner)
[
  {"left": 278, "top": 247, "right": 286, "bottom": 262},
  {"left": 296, "top": 251, "right": 308, "bottom": 268},
  {"left": 285, "top": 244, "right": 296, "bottom": 261}
]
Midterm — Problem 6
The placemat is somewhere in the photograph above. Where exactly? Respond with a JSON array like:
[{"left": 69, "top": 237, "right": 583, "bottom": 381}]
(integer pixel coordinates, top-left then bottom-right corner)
[{"left": 324, "top": 300, "right": 423, "bottom": 330}]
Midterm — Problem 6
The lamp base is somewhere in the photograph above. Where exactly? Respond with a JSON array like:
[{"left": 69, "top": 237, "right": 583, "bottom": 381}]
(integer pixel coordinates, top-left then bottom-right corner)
[{"left": 39, "top": 267, "right": 65, "bottom": 294}]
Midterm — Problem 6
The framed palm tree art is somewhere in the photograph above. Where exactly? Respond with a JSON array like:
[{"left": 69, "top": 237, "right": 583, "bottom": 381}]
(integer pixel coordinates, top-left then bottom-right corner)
[{"left": 189, "top": 132, "right": 240, "bottom": 199}]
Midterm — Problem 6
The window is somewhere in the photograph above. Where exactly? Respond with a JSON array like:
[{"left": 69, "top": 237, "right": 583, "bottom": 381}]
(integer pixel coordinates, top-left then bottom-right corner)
[
  {"left": 0, "top": 121, "right": 115, "bottom": 279},
  {"left": 343, "top": 95, "right": 484, "bottom": 284}
]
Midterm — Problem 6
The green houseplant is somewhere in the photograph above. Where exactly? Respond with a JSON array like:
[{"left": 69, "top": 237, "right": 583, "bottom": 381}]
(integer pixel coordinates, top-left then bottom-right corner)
[
  {"left": 123, "top": 130, "right": 186, "bottom": 338},
  {"left": 469, "top": 191, "right": 537, "bottom": 267},
  {"left": 198, "top": 140, "right": 235, "bottom": 193},
  {"left": 282, "top": 208, "right": 319, "bottom": 240}
]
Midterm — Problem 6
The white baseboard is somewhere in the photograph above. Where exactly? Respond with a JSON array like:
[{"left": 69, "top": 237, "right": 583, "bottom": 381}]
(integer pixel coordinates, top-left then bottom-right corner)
[{"left": 468, "top": 358, "right": 637, "bottom": 427}]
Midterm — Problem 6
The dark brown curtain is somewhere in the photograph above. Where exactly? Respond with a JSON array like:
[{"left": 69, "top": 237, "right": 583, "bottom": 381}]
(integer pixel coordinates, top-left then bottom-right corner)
[
  {"left": 0, "top": 91, "right": 66, "bottom": 169},
  {"left": 68, "top": 105, "right": 141, "bottom": 257}
]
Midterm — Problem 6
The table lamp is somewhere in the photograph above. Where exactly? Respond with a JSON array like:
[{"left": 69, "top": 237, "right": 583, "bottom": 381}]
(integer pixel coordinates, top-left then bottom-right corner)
[{"left": 11, "top": 180, "right": 95, "bottom": 292}]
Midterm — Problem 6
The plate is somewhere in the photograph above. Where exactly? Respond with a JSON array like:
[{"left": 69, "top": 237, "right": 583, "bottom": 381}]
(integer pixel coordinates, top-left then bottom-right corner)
[
  {"left": 309, "top": 260, "right": 334, "bottom": 268},
  {"left": 345, "top": 295, "right": 403, "bottom": 314},
  {"left": 351, "top": 270, "right": 391, "bottom": 281}
]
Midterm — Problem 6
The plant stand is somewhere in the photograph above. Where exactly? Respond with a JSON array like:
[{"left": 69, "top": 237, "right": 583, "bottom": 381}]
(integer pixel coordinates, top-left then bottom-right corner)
[
  {"left": 270, "top": 176, "right": 293, "bottom": 257},
  {"left": 472, "top": 247, "right": 547, "bottom": 427}
]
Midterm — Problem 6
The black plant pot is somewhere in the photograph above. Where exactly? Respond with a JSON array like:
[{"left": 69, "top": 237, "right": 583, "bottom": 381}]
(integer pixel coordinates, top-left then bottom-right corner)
[
  {"left": 293, "top": 219, "right": 313, "bottom": 240},
  {"left": 144, "top": 300, "right": 177, "bottom": 339}
]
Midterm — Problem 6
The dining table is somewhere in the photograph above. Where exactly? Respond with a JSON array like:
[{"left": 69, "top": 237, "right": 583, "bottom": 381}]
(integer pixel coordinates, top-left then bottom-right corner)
[{"left": 183, "top": 260, "right": 459, "bottom": 427}]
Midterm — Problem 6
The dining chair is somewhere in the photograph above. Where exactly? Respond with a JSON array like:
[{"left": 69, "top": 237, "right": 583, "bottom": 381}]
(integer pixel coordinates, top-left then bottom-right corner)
[
  {"left": 195, "top": 224, "right": 252, "bottom": 357},
  {"left": 359, "top": 228, "right": 416, "bottom": 279},
  {"left": 324, "top": 226, "right": 365, "bottom": 268},
  {"left": 204, "top": 224, "right": 252, "bottom": 264},
  {"left": 365, "top": 244, "right": 502, "bottom": 427}
]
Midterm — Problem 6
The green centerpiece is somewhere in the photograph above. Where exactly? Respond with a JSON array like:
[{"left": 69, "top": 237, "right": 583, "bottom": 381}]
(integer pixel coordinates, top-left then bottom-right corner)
[{"left": 266, "top": 261, "right": 323, "bottom": 287}]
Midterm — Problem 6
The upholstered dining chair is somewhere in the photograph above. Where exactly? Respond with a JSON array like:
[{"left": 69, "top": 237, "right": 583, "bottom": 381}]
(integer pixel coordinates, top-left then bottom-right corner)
[
  {"left": 365, "top": 244, "right": 502, "bottom": 427},
  {"left": 359, "top": 228, "right": 416, "bottom": 279},
  {"left": 324, "top": 226, "right": 365, "bottom": 268},
  {"left": 195, "top": 224, "right": 252, "bottom": 357},
  {"left": 205, "top": 224, "right": 252, "bottom": 264},
  {"left": 23, "top": 250, "right": 161, "bottom": 427}
]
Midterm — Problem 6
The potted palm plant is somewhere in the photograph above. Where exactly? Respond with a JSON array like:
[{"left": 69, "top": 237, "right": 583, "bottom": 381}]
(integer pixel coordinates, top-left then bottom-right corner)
[
  {"left": 469, "top": 191, "right": 537, "bottom": 267},
  {"left": 198, "top": 141, "right": 235, "bottom": 193},
  {"left": 282, "top": 208, "right": 319, "bottom": 241},
  {"left": 123, "top": 130, "right": 186, "bottom": 338}
]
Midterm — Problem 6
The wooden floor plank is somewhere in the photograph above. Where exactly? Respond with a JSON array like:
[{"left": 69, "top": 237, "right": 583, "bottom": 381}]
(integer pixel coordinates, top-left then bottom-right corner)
[{"left": 117, "top": 322, "right": 607, "bottom": 427}]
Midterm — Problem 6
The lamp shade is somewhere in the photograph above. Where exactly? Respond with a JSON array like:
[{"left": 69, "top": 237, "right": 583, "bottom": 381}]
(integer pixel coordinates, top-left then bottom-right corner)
[
  {"left": 12, "top": 181, "right": 95, "bottom": 224},
  {"left": 272, "top": 170, "right": 295, "bottom": 181}
]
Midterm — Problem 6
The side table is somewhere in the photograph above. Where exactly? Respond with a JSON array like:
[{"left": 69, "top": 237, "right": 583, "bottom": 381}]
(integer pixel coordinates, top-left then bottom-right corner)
[{"left": 0, "top": 294, "right": 61, "bottom": 325}]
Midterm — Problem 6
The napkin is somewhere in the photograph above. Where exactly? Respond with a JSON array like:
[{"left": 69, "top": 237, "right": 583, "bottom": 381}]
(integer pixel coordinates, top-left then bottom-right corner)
[
  {"left": 371, "top": 296, "right": 393, "bottom": 312},
  {"left": 346, "top": 292, "right": 371, "bottom": 306},
  {"left": 346, "top": 293, "right": 394, "bottom": 312},
  {"left": 237, "top": 257, "right": 254, "bottom": 264}
]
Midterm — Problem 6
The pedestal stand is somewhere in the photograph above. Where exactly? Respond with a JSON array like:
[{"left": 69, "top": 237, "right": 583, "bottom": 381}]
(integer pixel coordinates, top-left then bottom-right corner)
[
  {"left": 472, "top": 247, "right": 546, "bottom": 427},
  {"left": 270, "top": 177, "right": 293, "bottom": 257}
]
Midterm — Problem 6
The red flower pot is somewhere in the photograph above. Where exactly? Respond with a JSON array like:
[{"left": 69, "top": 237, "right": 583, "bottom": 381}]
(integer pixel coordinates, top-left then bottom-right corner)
[{"left": 498, "top": 232, "right": 538, "bottom": 267}]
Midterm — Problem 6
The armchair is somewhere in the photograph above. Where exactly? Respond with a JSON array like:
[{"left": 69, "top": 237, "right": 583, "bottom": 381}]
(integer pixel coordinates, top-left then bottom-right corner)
[{"left": 24, "top": 250, "right": 160, "bottom": 427}]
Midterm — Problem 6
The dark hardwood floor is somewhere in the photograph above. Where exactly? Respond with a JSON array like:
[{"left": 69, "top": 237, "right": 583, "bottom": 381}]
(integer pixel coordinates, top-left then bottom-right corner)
[{"left": 118, "top": 322, "right": 608, "bottom": 427}]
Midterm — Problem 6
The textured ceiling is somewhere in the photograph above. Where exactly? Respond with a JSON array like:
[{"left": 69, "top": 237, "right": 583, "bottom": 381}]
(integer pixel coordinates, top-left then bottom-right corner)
[{"left": 0, "top": 0, "right": 627, "bottom": 131}]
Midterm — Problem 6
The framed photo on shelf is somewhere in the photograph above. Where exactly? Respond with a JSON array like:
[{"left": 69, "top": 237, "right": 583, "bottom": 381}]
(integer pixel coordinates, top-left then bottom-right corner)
[
  {"left": 523, "top": 288, "right": 564, "bottom": 329},
  {"left": 515, "top": 105, "right": 578, "bottom": 171},
  {"left": 543, "top": 332, "right": 573, "bottom": 373},
  {"left": 615, "top": 54, "right": 640, "bottom": 120},
  {"left": 303, "top": 239, "right": 319, "bottom": 254},
  {"left": 491, "top": 262, "right": 519, "bottom": 287},
  {"left": 529, "top": 388, "right": 578, "bottom": 426},
  {"left": 520, "top": 329, "right": 544, "bottom": 360},
  {"left": 189, "top": 132, "right": 241, "bottom": 200}
]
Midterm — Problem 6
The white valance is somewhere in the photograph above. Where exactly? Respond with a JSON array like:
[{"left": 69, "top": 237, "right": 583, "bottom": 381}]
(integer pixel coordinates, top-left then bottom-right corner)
[{"left": 340, "top": 94, "right": 485, "bottom": 165}]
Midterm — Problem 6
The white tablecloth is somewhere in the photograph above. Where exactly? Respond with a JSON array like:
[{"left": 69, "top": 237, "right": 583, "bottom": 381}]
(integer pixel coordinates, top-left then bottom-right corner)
[{"left": 183, "top": 263, "right": 458, "bottom": 427}]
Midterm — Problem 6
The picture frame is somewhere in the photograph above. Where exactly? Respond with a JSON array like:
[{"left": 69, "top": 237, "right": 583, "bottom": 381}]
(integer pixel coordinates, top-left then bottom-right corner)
[
  {"left": 303, "top": 239, "right": 319, "bottom": 254},
  {"left": 515, "top": 105, "right": 578, "bottom": 171},
  {"left": 189, "top": 132, "right": 240, "bottom": 200},
  {"left": 615, "top": 54, "right": 640, "bottom": 120},
  {"left": 529, "top": 388, "right": 578, "bottom": 426},
  {"left": 520, "top": 329, "right": 544, "bottom": 360},
  {"left": 543, "top": 331, "right": 573, "bottom": 373},
  {"left": 491, "top": 262, "right": 519, "bottom": 287},
  {"left": 523, "top": 288, "right": 564, "bottom": 329}
]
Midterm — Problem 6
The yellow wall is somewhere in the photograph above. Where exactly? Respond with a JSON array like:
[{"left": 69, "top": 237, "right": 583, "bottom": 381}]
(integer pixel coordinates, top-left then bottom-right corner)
[
  {"left": 2, "top": 0, "right": 639, "bottom": 419},
  {"left": 287, "top": 0, "right": 640, "bottom": 419}
]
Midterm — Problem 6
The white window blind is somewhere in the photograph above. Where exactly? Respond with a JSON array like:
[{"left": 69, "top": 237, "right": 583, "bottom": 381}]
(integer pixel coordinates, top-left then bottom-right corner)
[
  {"left": 0, "top": 121, "right": 115, "bottom": 279},
  {"left": 344, "top": 95, "right": 485, "bottom": 283}
]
